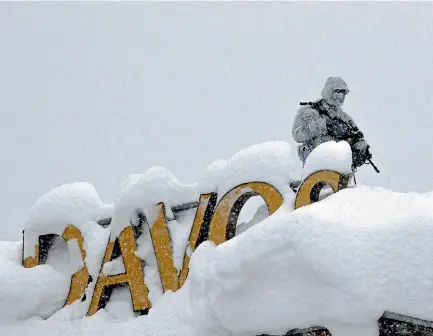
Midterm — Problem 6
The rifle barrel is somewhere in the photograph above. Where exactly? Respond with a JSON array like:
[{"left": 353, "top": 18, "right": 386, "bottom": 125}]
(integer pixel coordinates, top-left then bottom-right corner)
[{"left": 367, "top": 158, "right": 380, "bottom": 173}]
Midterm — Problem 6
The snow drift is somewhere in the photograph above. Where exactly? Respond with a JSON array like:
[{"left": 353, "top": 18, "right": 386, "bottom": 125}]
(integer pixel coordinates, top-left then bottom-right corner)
[{"left": 0, "top": 141, "right": 432, "bottom": 336}]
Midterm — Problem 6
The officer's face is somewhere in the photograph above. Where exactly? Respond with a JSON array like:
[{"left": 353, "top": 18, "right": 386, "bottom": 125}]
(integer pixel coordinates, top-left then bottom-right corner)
[{"left": 329, "top": 88, "right": 347, "bottom": 107}]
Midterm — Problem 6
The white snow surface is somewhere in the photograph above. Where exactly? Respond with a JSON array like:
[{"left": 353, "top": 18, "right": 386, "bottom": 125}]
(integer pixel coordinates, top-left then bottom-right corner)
[
  {"left": 2, "top": 141, "right": 432, "bottom": 336},
  {"left": 110, "top": 166, "right": 199, "bottom": 239},
  {"left": 0, "top": 240, "right": 70, "bottom": 323},
  {"left": 23, "top": 182, "right": 112, "bottom": 259},
  {"left": 109, "top": 141, "right": 297, "bottom": 240},
  {"left": 199, "top": 141, "right": 298, "bottom": 200},
  {"left": 187, "top": 186, "right": 433, "bottom": 336},
  {"left": 25, "top": 182, "right": 113, "bottom": 234},
  {"left": 2, "top": 186, "right": 433, "bottom": 336},
  {"left": 302, "top": 140, "right": 353, "bottom": 179}
]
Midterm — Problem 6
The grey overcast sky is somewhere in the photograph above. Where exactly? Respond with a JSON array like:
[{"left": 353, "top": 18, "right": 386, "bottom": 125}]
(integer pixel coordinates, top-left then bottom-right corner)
[{"left": 1, "top": 2, "right": 433, "bottom": 240}]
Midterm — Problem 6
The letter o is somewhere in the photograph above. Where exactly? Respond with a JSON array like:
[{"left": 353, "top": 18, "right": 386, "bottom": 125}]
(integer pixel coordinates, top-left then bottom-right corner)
[
  {"left": 295, "top": 170, "right": 350, "bottom": 209},
  {"left": 208, "top": 182, "right": 284, "bottom": 245}
]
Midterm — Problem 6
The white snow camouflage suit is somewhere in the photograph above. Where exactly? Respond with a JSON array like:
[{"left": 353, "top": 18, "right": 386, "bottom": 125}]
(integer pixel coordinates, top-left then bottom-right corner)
[{"left": 292, "top": 77, "right": 369, "bottom": 167}]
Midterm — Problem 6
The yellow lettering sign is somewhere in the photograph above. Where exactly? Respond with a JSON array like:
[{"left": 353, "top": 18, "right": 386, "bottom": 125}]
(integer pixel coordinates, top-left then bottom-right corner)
[
  {"left": 295, "top": 170, "right": 350, "bottom": 209},
  {"left": 22, "top": 225, "right": 91, "bottom": 306},
  {"left": 150, "top": 193, "right": 217, "bottom": 293},
  {"left": 62, "top": 225, "right": 91, "bottom": 305},
  {"left": 22, "top": 169, "right": 349, "bottom": 318},
  {"left": 208, "top": 182, "right": 284, "bottom": 245},
  {"left": 87, "top": 226, "right": 150, "bottom": 316}
]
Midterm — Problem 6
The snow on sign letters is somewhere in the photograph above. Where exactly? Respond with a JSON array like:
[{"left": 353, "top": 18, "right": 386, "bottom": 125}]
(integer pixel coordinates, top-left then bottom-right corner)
[{"left": 22, "top": 166, "right": 349, "bottom": 318}]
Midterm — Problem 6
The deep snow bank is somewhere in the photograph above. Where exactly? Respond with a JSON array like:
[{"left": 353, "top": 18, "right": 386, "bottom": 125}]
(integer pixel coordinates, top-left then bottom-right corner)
[
  {"left": 2, "top": 185, "right": 433, "bottom": 336},
  {"left": 186, "top": 186, "right": 433, "bottom": 336},
  {"left": 0, "top": 240, "right": 70, "bottom": 322},
  {"left": 2, "top": 140, "right": 432, "bottom": 336}
]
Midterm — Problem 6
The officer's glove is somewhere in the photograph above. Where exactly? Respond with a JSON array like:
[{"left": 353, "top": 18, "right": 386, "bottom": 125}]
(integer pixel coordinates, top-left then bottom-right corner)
[
  {"left": 352, "top": 140, "right": 370, "bottom": 168},
  {"left": 345, "top": 128, "right": 364, "bottom": 146},
  {"left": 365, "top": 147, "right": 372, "bottom": 161}
]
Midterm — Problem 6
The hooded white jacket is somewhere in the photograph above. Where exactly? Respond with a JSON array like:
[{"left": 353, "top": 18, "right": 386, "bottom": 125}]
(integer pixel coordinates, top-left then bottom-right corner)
[{"left": 292, "top": 77, "right": 368, "bottom": 165}]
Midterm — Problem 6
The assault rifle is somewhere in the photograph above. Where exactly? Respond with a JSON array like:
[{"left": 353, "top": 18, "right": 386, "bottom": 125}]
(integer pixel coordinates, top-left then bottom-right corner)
[{"left": 300, "top": 101, "right": 380, "bottom": 173}]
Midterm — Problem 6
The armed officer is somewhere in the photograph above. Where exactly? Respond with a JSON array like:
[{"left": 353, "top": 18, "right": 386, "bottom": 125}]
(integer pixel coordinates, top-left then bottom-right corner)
[{"left": 292, "top": 77, "right": 371, "bottom": 170}]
